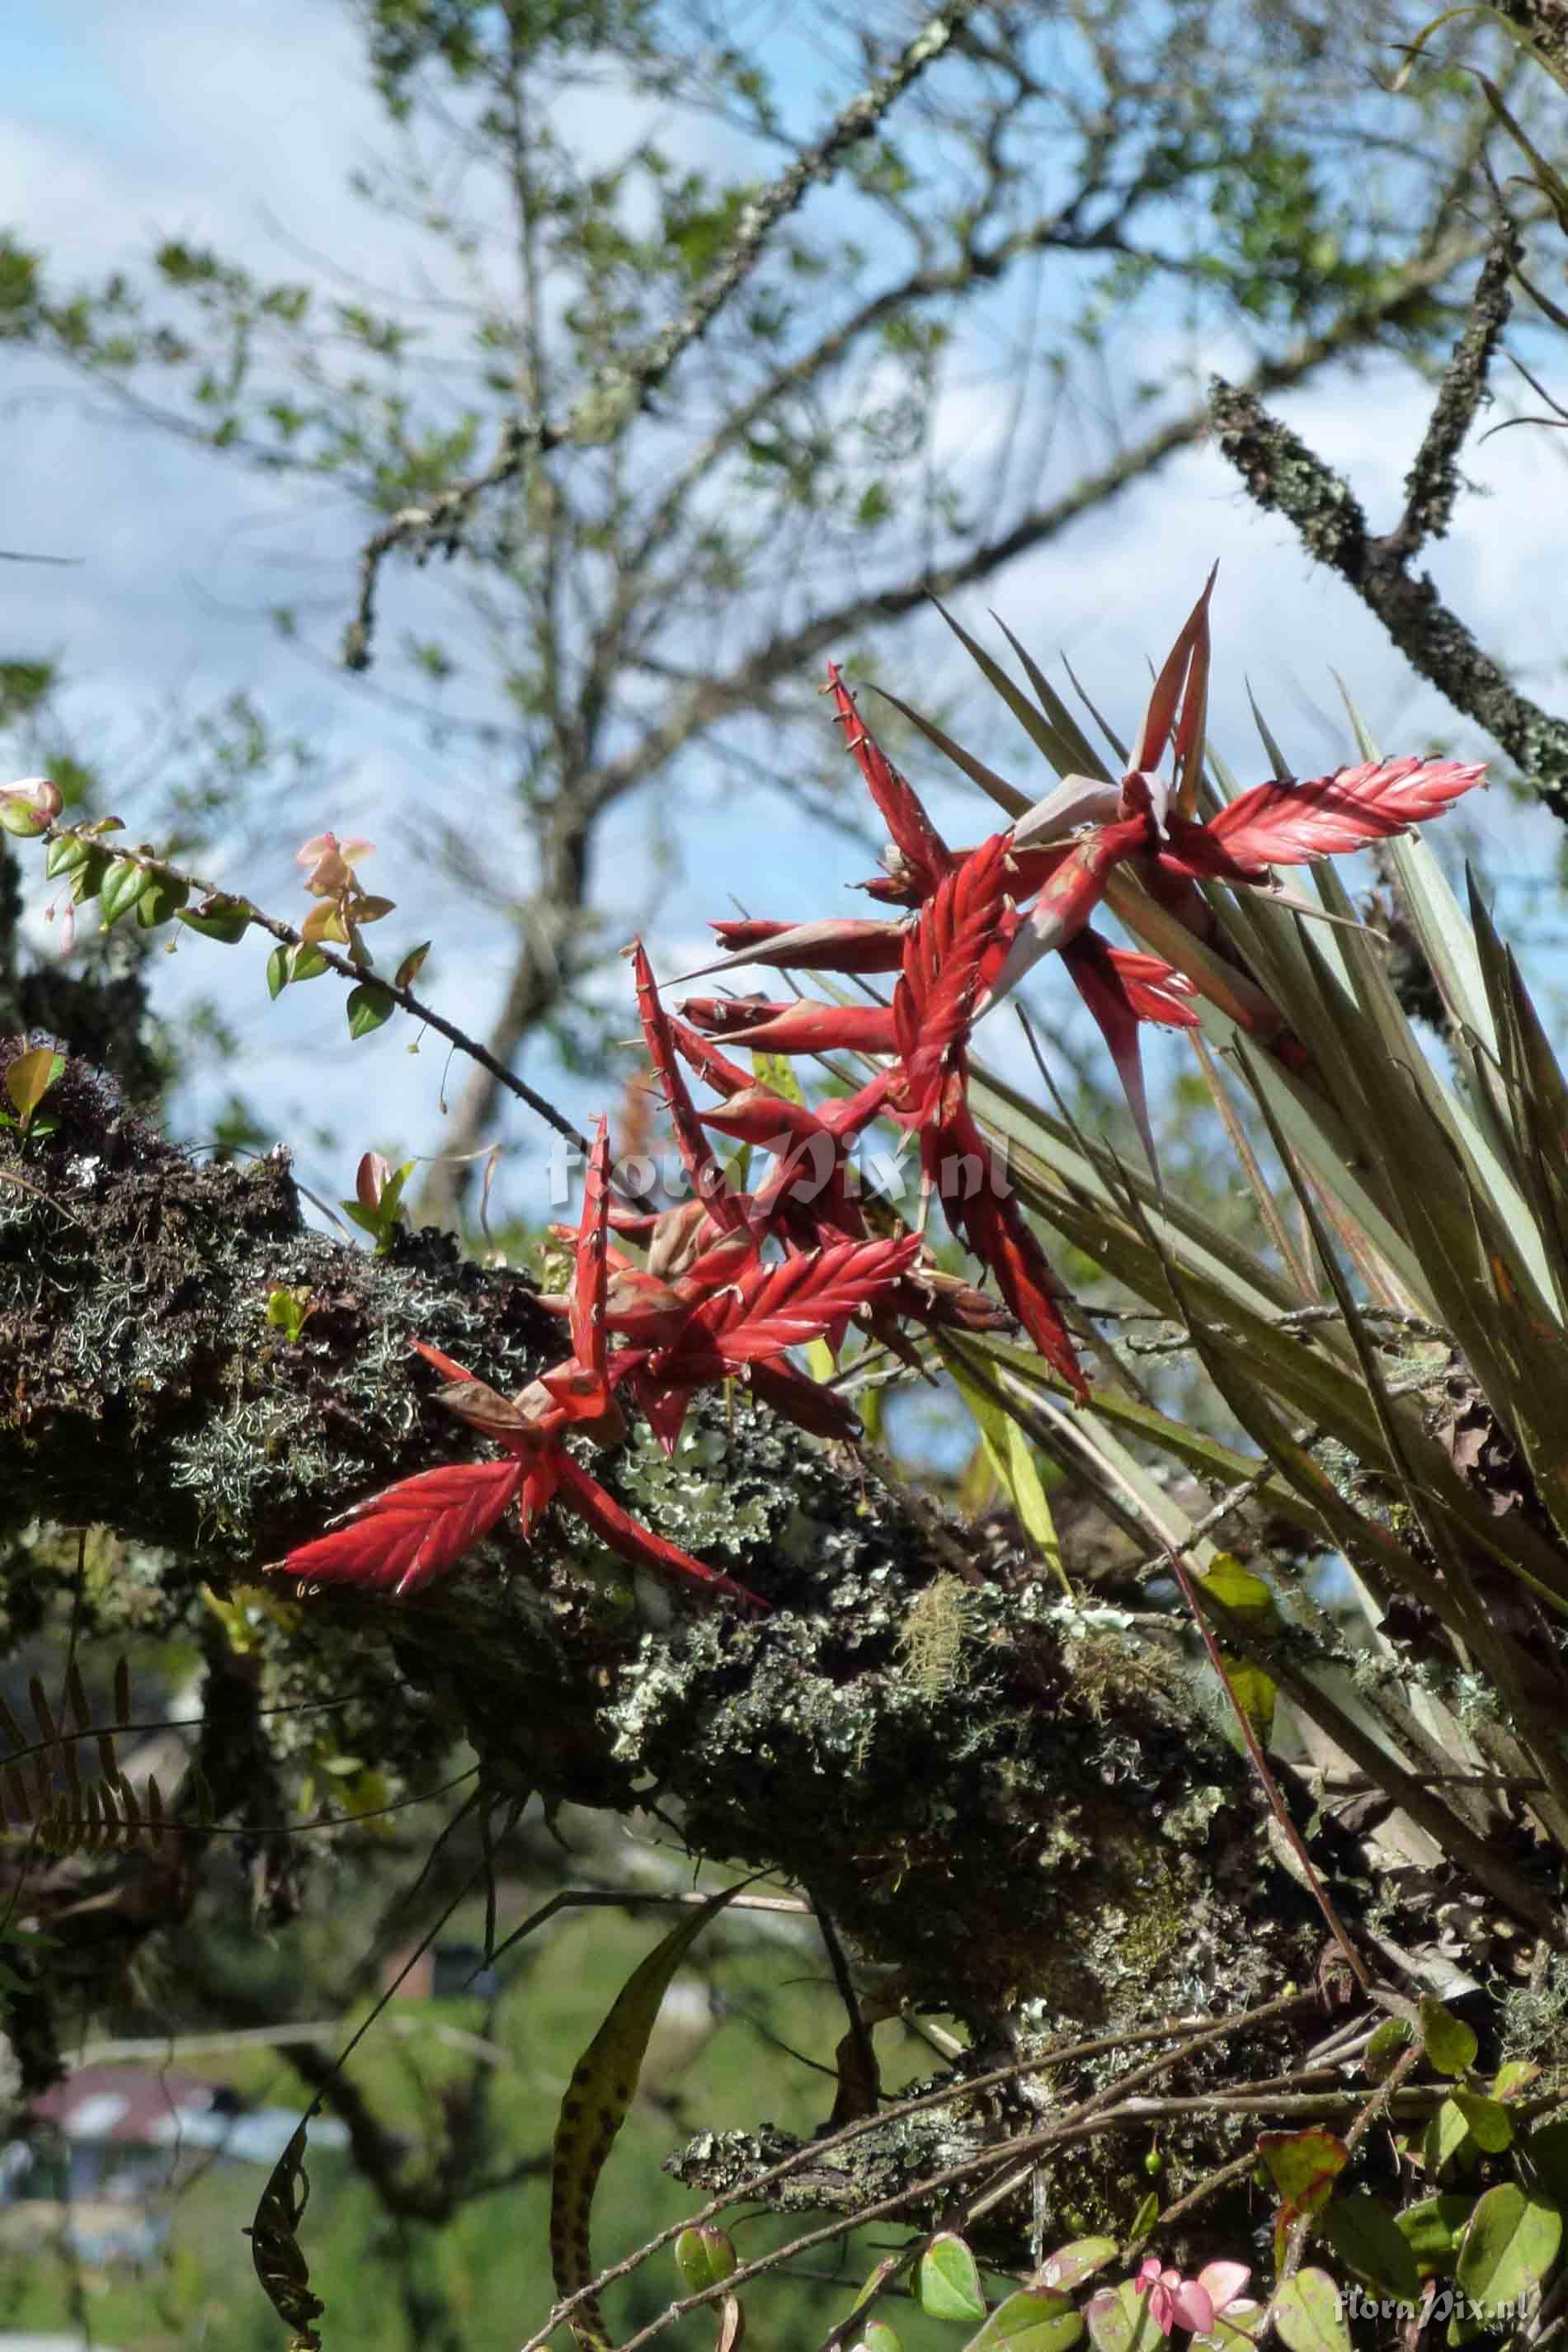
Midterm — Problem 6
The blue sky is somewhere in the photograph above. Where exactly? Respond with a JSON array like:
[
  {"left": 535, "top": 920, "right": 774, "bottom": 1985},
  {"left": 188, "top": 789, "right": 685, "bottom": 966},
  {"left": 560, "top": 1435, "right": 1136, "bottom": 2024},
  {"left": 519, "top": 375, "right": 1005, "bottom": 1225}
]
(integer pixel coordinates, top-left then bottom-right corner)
[{"left": 3, "top": 1, "right": 1565, "bottom": 1223}]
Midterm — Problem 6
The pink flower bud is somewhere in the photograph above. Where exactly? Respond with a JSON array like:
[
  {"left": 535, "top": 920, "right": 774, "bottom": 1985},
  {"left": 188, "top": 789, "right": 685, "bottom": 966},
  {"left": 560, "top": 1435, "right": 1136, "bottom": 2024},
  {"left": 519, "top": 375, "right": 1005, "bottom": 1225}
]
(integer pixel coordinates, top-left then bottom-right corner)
[
  {"left": 0, "top": 776, "right": 64, "bottom": 838},
  {"left": 356, "top": 1151, "right": 393, "bottom": 1210}
]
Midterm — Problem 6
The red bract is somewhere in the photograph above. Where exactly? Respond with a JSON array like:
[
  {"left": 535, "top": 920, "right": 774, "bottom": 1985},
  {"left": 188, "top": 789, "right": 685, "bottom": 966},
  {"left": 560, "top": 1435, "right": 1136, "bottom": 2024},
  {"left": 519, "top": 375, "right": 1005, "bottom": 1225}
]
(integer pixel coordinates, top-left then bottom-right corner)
[
  {"left": 272, "top": 1115, "right": 775, "bottom": 1606},
  {"left": 701, "top": 1091, "right": 866, "bottom": 1241},
  {"left": 1161, "top": 754, "right": 1487, "bottom": 880},
  {"left": 631, "top": 940, "right": 747, "bottom": 1233},
  {"left": 1060, "top": 928, "right": 1198, "bottom": 1179},
  {"left": 666, "top": 1236, "right": 923, "bottom": 1372},
  {"left": 281, "top": 1458, "right": 531, "bottom": 1597},
  {"left": 747, "top": 1356, "right": 864, "bottom": 1440},
  {"left": 929, "top": 1099, "right": 1088, "bottom": 1400},
  {"left": 684, "top": 916, "right": 907, "bottom": 981},
  {"left": 985, "top": 815, "right": 1147, "bottom": 1003},
  {"left": 892, "top": 832, "right": 1015, "bottom": 1124},
  {"left": 549, "top": 1452, "right": 764, "bottom": 1602},
  {"left": 1128, "top": 568, "right": 1214, "bottom": 816},
  {"left": 680, "top": 996, "right": 897, "bottom": 1056},
  {"left": 825, "top": 662, "right": 954, "bottom": 899},
  {"left": 570, "top": 1110, "right": 611, "bottom": 1390}
]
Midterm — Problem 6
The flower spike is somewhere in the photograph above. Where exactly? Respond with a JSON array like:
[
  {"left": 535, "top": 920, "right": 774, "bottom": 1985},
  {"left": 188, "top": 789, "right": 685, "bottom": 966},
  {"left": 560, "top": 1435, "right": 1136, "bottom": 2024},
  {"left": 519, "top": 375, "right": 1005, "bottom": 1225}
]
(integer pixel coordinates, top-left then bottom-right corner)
[
  {"left": 282, "top": 1458, "right": 527, "bottom": 1596},
  {"left": 571, "top": 1114, "right": 612, "bottom": 1388},
  {"left": 630, "top": 939, "right": 746, "bottom": 1231}
]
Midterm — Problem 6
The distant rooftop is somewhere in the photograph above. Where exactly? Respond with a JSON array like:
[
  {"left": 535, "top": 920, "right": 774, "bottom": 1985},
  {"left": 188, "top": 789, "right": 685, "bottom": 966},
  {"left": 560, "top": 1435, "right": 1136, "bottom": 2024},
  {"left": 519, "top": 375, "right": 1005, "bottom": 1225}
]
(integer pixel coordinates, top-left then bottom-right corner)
[{"left": 25, "top": 2065, "right": 346, "bottom": 2163}]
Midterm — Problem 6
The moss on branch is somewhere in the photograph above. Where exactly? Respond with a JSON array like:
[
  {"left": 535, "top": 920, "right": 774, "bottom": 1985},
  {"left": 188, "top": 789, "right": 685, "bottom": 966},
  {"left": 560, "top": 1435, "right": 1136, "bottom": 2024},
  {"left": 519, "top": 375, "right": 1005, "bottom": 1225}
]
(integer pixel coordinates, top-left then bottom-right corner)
[{"left": 0, "top": 1048, "right": 1323, "bottom": 2244}]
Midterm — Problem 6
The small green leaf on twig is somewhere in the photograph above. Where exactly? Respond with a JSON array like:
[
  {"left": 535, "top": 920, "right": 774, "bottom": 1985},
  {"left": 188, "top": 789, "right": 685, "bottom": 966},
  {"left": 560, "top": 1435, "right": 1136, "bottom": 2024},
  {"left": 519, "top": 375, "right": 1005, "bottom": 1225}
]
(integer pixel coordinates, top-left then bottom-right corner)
[
  {"left": 346, "top": 980, "right": 394, "bottom": 1038},
  {"left": 676, "top": 2227, "right": 737, "bottom": 2295},
  {"left": 98, "top": 855, "right": 151, "bottom": 926},
  {"left": 178, "top": 893, "right": 252, "bottom": 943},
  {"left": 1419, "top": 1996, "right": 1478, "bottom": 2077},
  {"left": 136, "top": 870, "right": 188, "bottom": 928},
  {"left": 917, "top": 2235, "right": 986, "bottom": 2323},
  {"left": 963, "top": 2285, "right": 1081, "bottom": 2348},
  {"left": 1269, "top": 2268, "right": 1351, "bottom": 2351}
]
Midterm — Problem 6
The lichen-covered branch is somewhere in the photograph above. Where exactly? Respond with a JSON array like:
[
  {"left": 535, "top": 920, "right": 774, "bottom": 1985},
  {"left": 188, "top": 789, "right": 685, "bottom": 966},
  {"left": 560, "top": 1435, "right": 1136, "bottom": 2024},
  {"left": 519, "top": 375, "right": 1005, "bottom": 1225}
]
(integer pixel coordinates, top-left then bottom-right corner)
[
  {"left": 1210, "top": 241, "right": 1568, "bottom": 820},
  {"left": 1499, "top": 0, "right": 1568, "bottom": 80},
  {"left": 0, "top": 1049, "right": 1317, "bottom": 2061},
  {"left": 1384, "top": 219, "right": 1520, "bottom": 563}
]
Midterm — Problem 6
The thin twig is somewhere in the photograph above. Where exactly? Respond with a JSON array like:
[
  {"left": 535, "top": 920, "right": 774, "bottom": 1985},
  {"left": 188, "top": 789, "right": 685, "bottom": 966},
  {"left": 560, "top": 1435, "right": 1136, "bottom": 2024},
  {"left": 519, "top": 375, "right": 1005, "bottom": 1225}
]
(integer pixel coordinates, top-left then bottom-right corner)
[
  {"left": 516, "top": 1989, "right": 1316, "bottom": 2352},
  {"left": 37, "top": 824, "right": 648, "bottom": 1203}
]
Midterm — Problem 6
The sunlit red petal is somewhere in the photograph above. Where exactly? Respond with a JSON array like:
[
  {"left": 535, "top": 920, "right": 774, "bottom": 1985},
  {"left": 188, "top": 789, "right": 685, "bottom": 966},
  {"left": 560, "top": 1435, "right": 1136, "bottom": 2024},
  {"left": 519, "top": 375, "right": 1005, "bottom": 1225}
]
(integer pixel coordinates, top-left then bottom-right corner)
[
  {"left": 1165, "top": 756, "right": 1486, "bottom": 879},
  {"left": 631, "top": 940, "right": 747, "bottom": 1232},
  {"left": 682, "top": 916, "right": 907, "bottom": 982},
  {"left": 680, "top": 997, "right": 897, "bottom": 1055},
  {"left": 570, "top": 1115, "right": 612, "bottom": 1381},
  {"left": 275, "top": 1458, "right": 525, "bottom": 1596}
]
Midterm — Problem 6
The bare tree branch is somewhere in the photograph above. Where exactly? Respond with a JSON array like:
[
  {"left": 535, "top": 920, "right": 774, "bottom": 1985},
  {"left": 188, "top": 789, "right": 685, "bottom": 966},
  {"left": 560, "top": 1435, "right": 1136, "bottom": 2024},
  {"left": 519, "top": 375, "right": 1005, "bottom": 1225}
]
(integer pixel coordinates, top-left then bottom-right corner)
[{"left": 342, "top": 0, "right": 984, "bottom": 668}]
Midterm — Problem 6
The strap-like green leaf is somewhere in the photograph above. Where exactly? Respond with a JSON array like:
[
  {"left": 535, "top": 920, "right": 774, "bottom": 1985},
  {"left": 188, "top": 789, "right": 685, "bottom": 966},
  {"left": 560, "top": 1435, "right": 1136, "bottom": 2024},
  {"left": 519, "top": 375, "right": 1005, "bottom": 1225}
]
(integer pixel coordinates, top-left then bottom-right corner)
[{"left": 549, "top": 1886, "right": 742, "bottom": 2350}]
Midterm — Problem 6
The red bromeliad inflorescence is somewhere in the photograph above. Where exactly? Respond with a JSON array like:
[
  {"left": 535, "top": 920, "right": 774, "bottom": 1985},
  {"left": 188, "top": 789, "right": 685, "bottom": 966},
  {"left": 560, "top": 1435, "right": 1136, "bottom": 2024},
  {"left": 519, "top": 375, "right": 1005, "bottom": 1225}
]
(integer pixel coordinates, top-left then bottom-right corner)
[
  {"left": 276, "top": 1115, "right": 921, "bottom": 1609},
  {"left": 276, "top": 578, "right": 1486, "bottom": 1612},
  {"left": 676, "top": 582, "right": 1483, "bottom": 1391}
]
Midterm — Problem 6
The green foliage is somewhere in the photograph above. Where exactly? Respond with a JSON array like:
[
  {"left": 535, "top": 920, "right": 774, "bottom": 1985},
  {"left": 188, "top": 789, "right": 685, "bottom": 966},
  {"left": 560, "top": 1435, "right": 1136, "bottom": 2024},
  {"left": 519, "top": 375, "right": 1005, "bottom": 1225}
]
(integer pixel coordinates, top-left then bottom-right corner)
[
  {"left": 340, "top": 1153, "right": 416, "bottom": 1250},
  {"left": 549, "top": 1887, "right": 740, "bottom": 2350},
  {"left": 0, "top": 1652, "right": 194, "bottom": 1856},
  {"left": 266, "top": 1284, "right": 317, "bottom": 1344}
]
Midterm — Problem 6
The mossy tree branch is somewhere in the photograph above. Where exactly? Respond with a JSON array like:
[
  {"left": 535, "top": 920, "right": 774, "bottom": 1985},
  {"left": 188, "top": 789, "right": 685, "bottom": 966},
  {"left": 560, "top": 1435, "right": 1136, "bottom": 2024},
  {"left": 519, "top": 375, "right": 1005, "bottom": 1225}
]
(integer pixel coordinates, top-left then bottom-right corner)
[
  {"left": 0, "top": 1048, "right": 1320, "bottom": 2044},
  {"left": 1209, "top": 226, "right": 1568, "bottom": 819}
]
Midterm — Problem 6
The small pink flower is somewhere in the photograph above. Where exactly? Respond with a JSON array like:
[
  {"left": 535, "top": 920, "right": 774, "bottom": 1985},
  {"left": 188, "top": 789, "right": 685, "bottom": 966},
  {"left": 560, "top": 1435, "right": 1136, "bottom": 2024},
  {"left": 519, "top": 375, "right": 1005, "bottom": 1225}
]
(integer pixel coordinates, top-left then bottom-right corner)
[
  {"left": 297, "top": 831, "right": 374, "bottom": 898},
  {"left": 356, "top": 1151, "right": 393, "bottom": 1211},
  {"left": 45, "top": 889, "right": 77, "bottom": 957},
  {"left": 1134, "top": 2257, "right": 1212, "bottom": 2338},
  {"left": 1130, "top": 2255, "right": 1253, "bottom": 2342}
]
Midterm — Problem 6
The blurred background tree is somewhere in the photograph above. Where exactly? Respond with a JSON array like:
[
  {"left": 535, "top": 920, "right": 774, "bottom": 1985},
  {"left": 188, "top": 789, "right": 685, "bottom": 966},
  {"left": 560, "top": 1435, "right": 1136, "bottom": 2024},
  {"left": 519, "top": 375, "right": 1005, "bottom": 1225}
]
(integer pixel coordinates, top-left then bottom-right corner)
[{"left": 2, "top": 0, "right": 1547, "bottom": 1215}]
